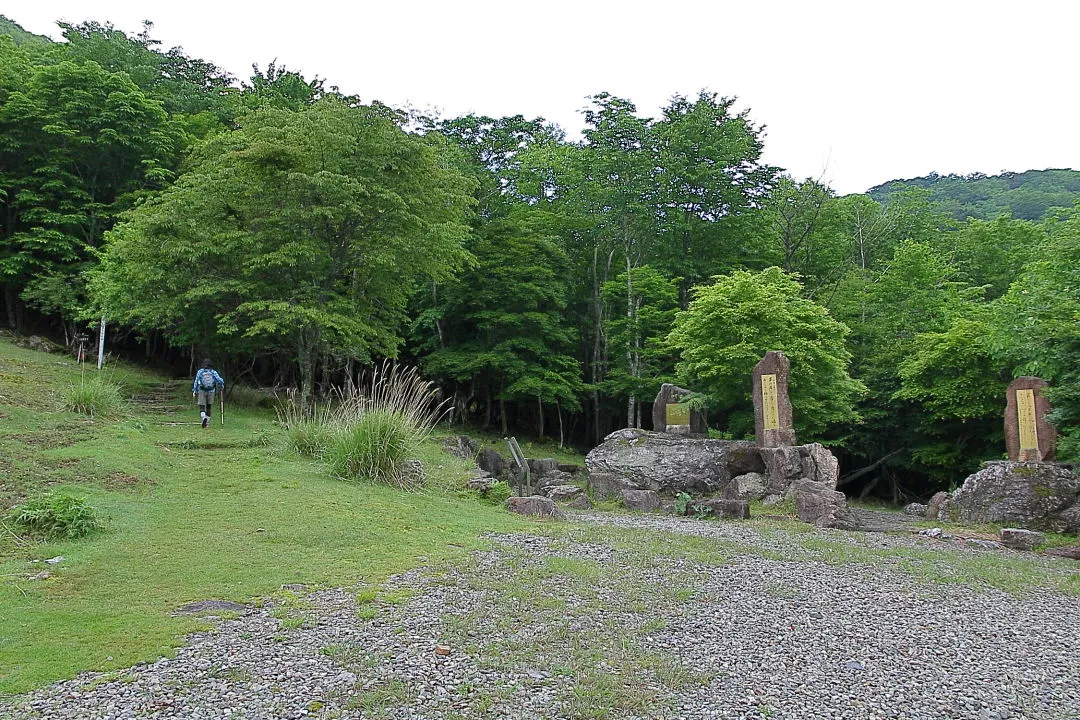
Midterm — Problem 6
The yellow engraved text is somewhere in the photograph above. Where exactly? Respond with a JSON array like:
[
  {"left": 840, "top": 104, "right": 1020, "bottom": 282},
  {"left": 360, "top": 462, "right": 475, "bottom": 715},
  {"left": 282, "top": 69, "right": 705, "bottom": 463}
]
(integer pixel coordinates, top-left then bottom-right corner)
[
  {"left": 761, "top": 374, "right": 780, "bottom": 431},
  {"left": 666, "top": 403, "right": 691, "bottom": 427},
  {"left": 1016, "top": 388, "right": 1039, "bottom": 451}
]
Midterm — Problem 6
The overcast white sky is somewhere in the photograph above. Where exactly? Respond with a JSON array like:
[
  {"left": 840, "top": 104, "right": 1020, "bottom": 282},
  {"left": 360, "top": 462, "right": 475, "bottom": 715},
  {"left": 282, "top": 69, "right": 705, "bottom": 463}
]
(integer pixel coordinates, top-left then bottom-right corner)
[{"left": 10, "top": 0, "right": 1079, "bottom": 195}]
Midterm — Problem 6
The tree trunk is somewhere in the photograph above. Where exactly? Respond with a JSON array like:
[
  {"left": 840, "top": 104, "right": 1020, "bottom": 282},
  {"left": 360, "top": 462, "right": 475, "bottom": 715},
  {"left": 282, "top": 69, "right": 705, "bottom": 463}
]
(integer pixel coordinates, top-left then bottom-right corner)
[
  {"left": 557, "top": 402, "right": 564, "bottom": 448},
  {"left": 484, "top": 381, "right": 492, "bottom": 428},
  {"left": 499, "top": 396, "right": 507, "bottom": 435},
  {"left": 537, "top": 396, "right": 544, "bottom": 440},
  {"left": 4, "top": 285, "right": 17, "bottom": 330},
  {"left": 297, "top": 329, "right": 316, "bottom": 409}
]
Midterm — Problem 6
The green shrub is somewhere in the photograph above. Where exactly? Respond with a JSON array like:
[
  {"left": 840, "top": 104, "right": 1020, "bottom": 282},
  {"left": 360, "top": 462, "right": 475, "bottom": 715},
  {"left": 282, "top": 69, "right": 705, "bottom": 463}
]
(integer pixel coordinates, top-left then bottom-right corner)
[
  {"left": 5, "top": 492, "right": 104, "bottom": 540},
  {"left": 277, "top": 401, "right": 336, "bottom": 457},
  {"left": 326, "top": 409, "right": 419, "bottom": 488},
  {"left": 278, "top": 362, "right": 447, "bottom": 490},
  {"left": 485, "top": 480, "right": 512, "bottom": 504},
  {"left": 65, "top": 374, "right": 125, "bottom": 418}
]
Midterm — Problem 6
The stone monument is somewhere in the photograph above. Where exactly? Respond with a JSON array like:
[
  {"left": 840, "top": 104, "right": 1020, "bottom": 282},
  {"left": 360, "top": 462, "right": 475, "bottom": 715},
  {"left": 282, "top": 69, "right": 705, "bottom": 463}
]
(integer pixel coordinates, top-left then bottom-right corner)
[
  {"left": 930, "top": 376, "right": 1075, "bottom": 531},
  {"left": 752, "top": 351, "right": 795, "bottom": 448},
  {"left": 651, "top": 383, "right": 707, "bottom": 435},
  {"left": 1004, "top": 376, "right": 1056, "bottom": 462}
]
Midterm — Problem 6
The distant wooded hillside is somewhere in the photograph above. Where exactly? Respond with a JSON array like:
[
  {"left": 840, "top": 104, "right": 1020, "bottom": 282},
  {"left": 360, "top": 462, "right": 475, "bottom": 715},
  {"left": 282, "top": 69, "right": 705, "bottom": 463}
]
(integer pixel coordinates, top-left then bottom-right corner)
[
  {"left": 0, "top": 15, "right": 49, "bottom": 45},
  {"left": 868, "top": 169, "right": 1080, "bottom": 222}
]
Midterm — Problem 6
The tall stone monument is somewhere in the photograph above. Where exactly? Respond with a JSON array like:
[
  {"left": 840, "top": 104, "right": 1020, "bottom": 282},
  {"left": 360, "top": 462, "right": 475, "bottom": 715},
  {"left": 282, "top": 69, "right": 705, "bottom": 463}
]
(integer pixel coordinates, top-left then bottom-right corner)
[
  {"left": 651, "top": 383, "right": 707, "bottom": 435},
  {"left": 1004, "top": 376, "right": 1056, "bottom": 462},
  {"left": 752, "top": 351, "right": 796, "bottom": 447}
]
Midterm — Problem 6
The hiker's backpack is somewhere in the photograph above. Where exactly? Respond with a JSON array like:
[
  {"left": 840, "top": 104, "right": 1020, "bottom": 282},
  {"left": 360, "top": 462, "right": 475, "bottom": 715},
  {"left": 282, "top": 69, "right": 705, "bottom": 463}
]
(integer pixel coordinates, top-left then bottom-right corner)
[{"left": 198, "top": 370, "right": 216, "bottom": 391}]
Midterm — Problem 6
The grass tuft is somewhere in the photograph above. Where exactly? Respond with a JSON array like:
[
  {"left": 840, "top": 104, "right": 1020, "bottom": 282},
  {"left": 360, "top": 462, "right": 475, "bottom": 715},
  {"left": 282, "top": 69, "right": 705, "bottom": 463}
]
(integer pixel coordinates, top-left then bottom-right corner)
[
  {"left": 65, "top": 374, "right": 126, "bottom": 418},
  {"left": 278, "top": 362, "right": 447, "bottom": 489},
  {"left": 5, "top": 491, "right": 104, "bottom": 540}
]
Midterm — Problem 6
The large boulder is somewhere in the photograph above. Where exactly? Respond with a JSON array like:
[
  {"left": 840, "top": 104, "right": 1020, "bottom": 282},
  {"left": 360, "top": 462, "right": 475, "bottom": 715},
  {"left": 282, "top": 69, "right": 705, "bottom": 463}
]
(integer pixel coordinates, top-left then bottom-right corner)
[
  {"left": 621, "top": 489, "right": 661, "bottom": 513},
  {"left": 588, "top": 472, "right": 639, "bottom": 500},
  {"left": 939, "top": 461, "right": 1080, "bottom": 533},
  {"left": 506, "top": 496, "right": 564, "bottom": 520},
  {"left": 585, "top": 428, "right": 760, "bottom": 496},
  {"left": 477, "top": 448, "right": 506, "bottom": 477},
  {"left": 687, "top": 498, "right": 751, "bottom": 520},
  {"left": 794, "top": 479, "right": 859, "bottom": 530},
  {"left": 441, "top": 435, "right": 478, "bottom": 460},
  {"left": 722, "top": 472, "right": 767, "bottom": 502},
  {"left": 760, "top": 443, "right": 840, "bottom": 498},
  {"left": 545, "top": 485, "right": 585, "bottom": 503}
]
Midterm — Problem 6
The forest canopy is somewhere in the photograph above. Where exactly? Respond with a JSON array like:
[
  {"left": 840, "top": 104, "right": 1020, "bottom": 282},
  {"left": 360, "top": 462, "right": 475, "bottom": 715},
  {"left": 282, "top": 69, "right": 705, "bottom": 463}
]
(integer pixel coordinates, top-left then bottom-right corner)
[{"left": 2, "top": 15, "right": 1079, "bottom": 501}]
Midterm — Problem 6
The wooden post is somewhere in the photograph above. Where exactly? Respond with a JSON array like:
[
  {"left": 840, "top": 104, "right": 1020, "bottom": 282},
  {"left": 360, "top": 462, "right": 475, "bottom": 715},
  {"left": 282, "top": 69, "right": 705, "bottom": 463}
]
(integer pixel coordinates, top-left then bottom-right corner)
[{"left": 96, "top": 317, "right": 106, "bottom": 370}]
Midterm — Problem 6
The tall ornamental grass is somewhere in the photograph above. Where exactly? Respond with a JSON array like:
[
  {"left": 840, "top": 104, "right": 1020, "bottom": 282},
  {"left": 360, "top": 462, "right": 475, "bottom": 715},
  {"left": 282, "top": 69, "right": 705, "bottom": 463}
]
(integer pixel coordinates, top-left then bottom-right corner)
[
  {"left": 277, "top": 362, "right": 447, "bottom": 489},
  {"left": 65, "top": 373, "right": 126, "bottom": 418}
]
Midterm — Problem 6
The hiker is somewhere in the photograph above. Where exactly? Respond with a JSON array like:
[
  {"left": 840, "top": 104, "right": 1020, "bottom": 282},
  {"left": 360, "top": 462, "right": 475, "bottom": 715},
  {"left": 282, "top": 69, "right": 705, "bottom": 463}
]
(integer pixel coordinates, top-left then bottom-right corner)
[{"left": 192, "top": 359, "right": 225, "bottom": 428}]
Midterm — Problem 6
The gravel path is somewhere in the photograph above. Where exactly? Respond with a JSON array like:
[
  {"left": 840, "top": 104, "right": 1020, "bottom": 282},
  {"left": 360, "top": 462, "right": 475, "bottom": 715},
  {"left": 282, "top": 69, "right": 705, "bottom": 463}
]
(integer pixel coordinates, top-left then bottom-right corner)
[{"left": 3, "top": 512, "right": 1079, "bottom": 720}]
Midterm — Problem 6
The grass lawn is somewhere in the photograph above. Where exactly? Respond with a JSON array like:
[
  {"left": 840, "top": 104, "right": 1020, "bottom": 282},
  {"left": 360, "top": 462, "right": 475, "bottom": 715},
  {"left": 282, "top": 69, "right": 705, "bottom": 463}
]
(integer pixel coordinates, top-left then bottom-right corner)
[{"left": 0, "top": 338, "right": 526, "bottom": 696}]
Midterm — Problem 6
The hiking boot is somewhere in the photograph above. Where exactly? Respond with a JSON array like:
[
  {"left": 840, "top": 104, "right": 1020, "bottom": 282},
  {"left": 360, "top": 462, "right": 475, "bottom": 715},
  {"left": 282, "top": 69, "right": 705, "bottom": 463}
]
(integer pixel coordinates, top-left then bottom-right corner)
[{"left": 202, "top": 416, "right": 209, "bottom": 428}]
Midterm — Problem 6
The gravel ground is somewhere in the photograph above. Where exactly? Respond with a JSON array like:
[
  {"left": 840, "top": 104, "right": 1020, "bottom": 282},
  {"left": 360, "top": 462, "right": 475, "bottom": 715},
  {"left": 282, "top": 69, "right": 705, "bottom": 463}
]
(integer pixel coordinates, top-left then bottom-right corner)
[{"left": 3, "top": 512, "right": 1079, "bottom": 720}]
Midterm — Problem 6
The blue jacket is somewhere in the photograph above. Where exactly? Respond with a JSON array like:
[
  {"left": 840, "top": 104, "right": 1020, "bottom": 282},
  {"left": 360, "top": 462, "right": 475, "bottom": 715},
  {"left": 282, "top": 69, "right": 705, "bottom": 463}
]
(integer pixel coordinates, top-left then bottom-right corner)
[{"left": 193, "top": 368, "right": 225, "bottom": 394}]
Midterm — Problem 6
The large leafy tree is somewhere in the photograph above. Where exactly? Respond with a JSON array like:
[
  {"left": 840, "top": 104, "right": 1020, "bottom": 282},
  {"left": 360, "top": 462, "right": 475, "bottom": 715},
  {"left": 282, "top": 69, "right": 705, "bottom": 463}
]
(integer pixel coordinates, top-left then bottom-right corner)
[
  {"left": 991, "top": 206, "right": 1080, "bottom": 457},
  {"left": 92, "top": 98, "right": 474, "bottom": 403},
  {"left": 417, "top": 207, "right": 581, "bottom": 440},
  {"left": 0, "top": 40, "right": 181, "bottom": 334},
  {"left": 600, "top": 266, "right": 679, "bottom": 428},
  {"left": 668, "top": 267, "right": 865, "bottom": 440}
]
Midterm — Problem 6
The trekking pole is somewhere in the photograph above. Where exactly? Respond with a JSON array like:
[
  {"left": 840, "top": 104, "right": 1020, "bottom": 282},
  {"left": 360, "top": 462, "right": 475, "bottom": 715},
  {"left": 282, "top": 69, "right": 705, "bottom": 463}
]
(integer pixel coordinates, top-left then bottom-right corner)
[{"left": 220, "top": 388, "right": 225, "bottom": 427}]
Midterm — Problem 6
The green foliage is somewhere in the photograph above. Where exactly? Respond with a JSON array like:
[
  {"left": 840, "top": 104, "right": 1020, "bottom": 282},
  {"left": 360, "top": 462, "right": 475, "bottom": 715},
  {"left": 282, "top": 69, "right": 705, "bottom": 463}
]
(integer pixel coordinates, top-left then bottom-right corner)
[
  {"left": 668, "top": 267, "right": 865, "bottom": 439},
  {"left": 326, "top": 409, "right": 418, "bottom": 487},
  {"left": 5, "top": 491, "right": 103, "bottom": 539},
  {"left": 279, "top": 362, "right": 447, "bottom": 487},
  {"left": 279, "top": 403, "right": 336, "bottom": 458},
  {"left": 92, "top": 98, "right": 475, "bottom": 404},
  {"left": 484, "top": 480, "right": 513, "bottom": 505},
  {"left": 65, "top": 373, "right": 126, "bottom": 418},
  {"left": 600, "top": 266, "right": 680, "bottom": 414},
  {"left": 674, "top": 492, "right": 691, "bottom": 515},
  {"left": 990, "top": 207, "right": 1080, "bottom": 458},
  {"left": 0, "top": 15, "right": 51, "bottom": 46},
  {"left": 417, "top": 205, "right": 582, "bottom": 436},
  {"left": 0, "top": 37, "right": 184, "bottom": 331},
  {"left": 869, "top": 169, "right": 1080, "bottom": 223},
  {"left": 894, "top": 317, "right": 1006, "bottom": 475}
]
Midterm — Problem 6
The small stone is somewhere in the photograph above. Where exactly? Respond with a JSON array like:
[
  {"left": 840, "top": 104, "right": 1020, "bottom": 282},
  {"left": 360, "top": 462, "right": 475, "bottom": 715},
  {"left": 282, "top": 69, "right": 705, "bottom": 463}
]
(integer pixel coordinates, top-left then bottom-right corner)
[
  {"left": 434, "top": 645, "right": 451, "bottom": 656},
  {"left": 1000, "top": 528, "right": 1044, "bottom": 552},
  {"left": 904, "top": 502, "right": 928, "bottom": 517}
]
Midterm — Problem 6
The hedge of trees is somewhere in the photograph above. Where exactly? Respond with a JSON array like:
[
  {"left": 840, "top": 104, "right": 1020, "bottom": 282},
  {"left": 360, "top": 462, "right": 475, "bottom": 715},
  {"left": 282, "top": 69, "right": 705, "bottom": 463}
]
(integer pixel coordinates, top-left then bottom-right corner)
[{"left": 3, "top": 17, "right": 1079, "bottom": 500}]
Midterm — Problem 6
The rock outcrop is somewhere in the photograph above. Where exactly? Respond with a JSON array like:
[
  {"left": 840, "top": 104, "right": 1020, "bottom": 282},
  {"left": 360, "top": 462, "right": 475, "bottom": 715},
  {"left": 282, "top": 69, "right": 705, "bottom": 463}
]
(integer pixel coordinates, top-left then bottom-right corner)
[
  {"left": 585, "top": 428, "right": 763, "bottom": 496},
  {"left": 621, "top": 489, "right": 661, "bottom": 513},
  {"left": 505, "top": 496, "right": 564, "bottom": 520},
  {"left": 722, "top": 472, "right": 767, "bottom": 503},
  {"left": 935, "top": 461, "right": 1079, "bottom": 533},
  {"left": 687, "top": 498, "right": 750, "bottom": 520},
  {"left": 794, "top": 480, "right": 859, "bottom": 530},
  {"left": 759, "top": 443, "right": 840, "bottom": 500}
]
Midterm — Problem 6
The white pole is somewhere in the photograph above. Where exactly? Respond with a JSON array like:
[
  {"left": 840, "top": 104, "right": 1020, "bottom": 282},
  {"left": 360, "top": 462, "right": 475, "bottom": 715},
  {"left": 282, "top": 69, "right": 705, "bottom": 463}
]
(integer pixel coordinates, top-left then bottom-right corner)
[{"left": 96, "top": 317, "right": 106, "bottom": 369}]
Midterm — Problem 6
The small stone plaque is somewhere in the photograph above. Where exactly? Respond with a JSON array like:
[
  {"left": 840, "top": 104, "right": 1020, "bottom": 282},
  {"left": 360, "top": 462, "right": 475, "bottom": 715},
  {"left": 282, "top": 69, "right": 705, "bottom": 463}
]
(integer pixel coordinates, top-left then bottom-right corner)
[
  {"left": 666, "top": 402, "right": 690, "bottom": 427},
  {"left": 761, "top": 374, "right": 780, "bottom": 431},
  {"left": 1016, "top": 389, "right": 1039, "bottom": 451}
]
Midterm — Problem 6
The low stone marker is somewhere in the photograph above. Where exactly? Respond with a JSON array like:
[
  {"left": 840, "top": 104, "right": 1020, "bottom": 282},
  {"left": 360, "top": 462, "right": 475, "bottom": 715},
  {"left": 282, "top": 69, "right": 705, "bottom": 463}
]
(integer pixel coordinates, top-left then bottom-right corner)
[
  {"left": 752, "top": 351, "right": 796, "bottom": 448},
  {"left": 687, "top": 498, "right": 750, "bottom": 520},
  {"left": 1000, "top": 528, "right": 1044, "bottom": 552},
  {"left": 505, "top": 496, "right": 564, "bottom": 520},
  {"left": 1004, "top": 376, "right": 1056, "bottom": 462},
  {"left": 652, "top": 383, "right": 707, "bottom": 435}
]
